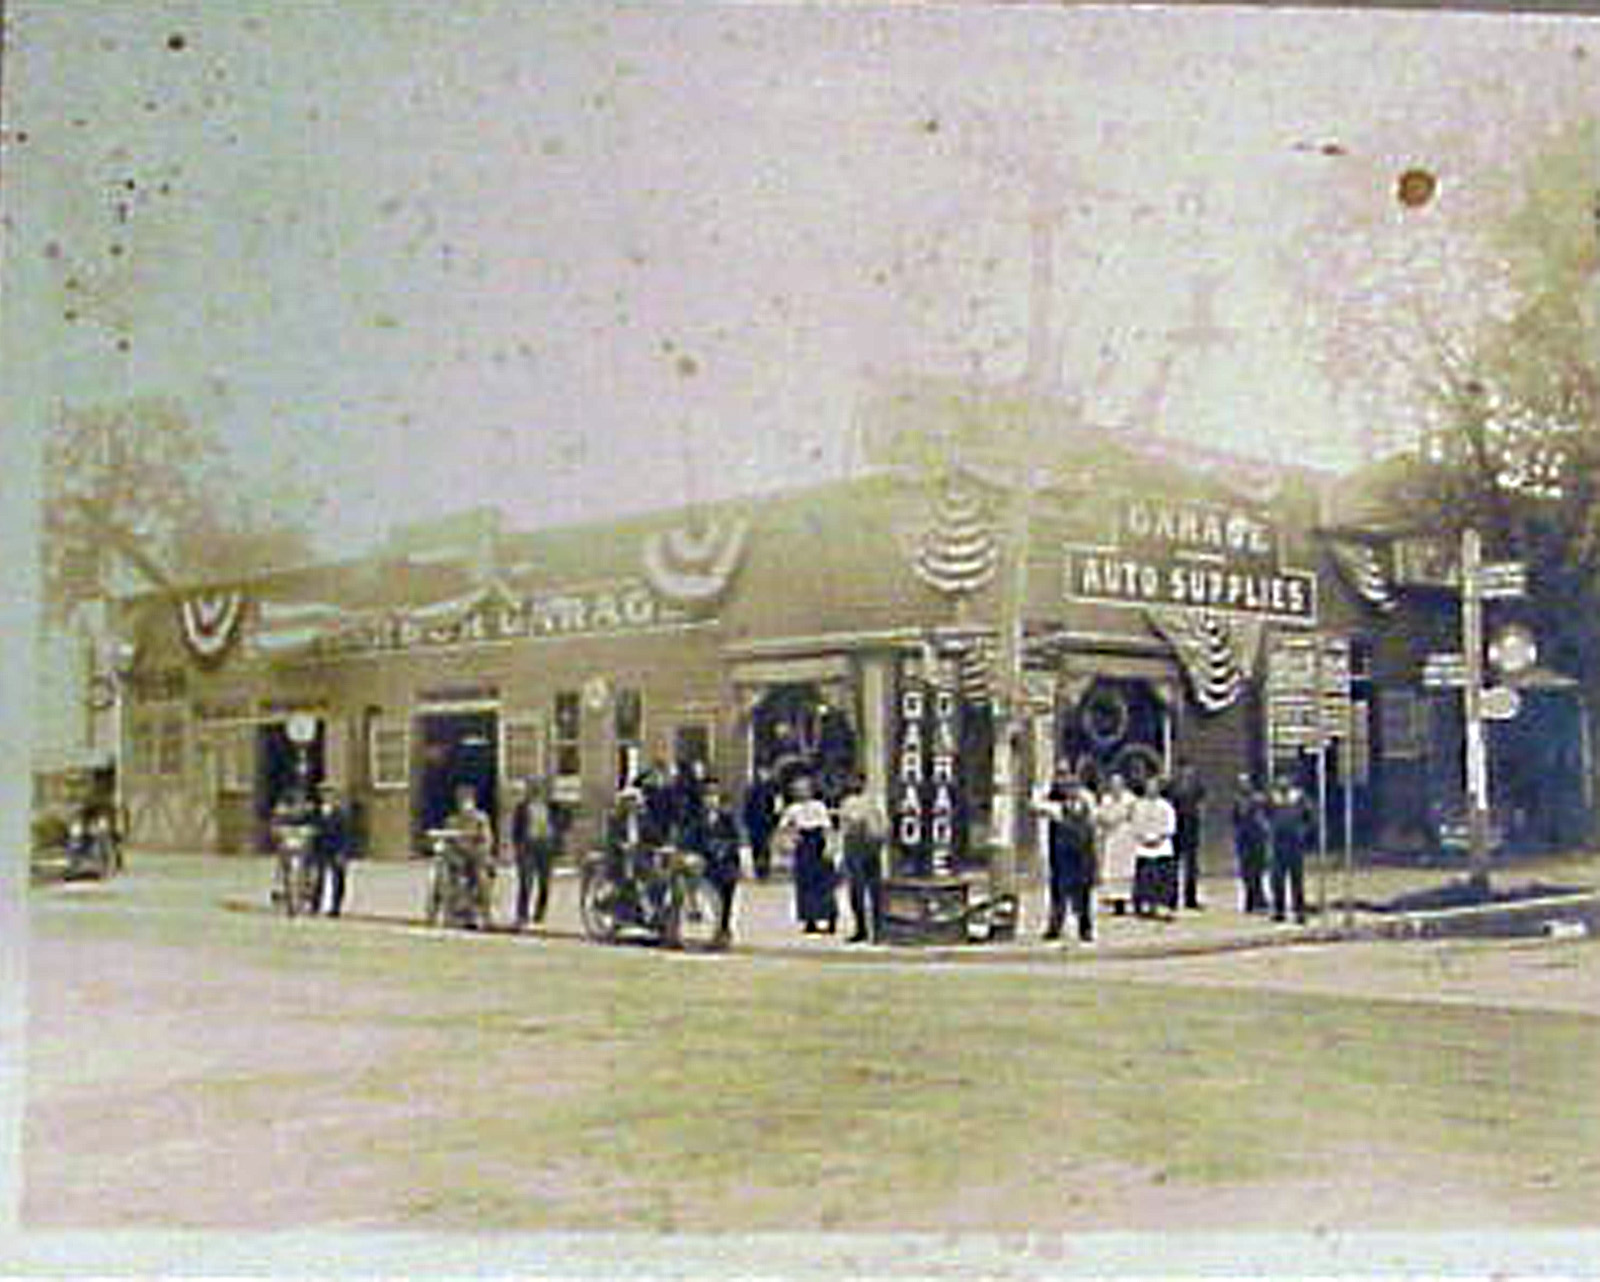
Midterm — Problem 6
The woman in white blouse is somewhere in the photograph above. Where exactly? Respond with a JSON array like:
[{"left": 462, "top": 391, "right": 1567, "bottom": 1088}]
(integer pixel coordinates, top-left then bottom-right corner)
[
  {"left": 1094, "top": 773, "right": 1138, "bottom": 917},
  {"left": 777, "top": 775, "right": 837, "bottom": 935},
  {"left": 1130, "top": 775, "right": 1179, "bottom": 920}
]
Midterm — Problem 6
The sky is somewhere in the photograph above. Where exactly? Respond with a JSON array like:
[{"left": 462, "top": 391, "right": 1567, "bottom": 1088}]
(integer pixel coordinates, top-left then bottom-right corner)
[{"left": 4, "top": 1, "right": 1600, "bottom": 559}]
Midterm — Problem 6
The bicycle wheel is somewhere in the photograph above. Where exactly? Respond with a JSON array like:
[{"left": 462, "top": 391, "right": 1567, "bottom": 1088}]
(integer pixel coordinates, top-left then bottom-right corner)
[
  {"left": 667, "top": 874, "right": 726, "bottom": 951},
  {"left": 578, "top": 868, "right": 625, "bottom": 943}
]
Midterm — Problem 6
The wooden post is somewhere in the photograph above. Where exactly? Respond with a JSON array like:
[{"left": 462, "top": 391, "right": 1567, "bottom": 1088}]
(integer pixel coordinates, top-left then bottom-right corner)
[{"left": 1462, "top": 527, "right": 1492, "bottom": 894}]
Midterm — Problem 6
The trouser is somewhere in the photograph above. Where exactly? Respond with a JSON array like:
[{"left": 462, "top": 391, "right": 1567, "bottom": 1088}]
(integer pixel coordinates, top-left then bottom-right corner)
[
  {"left": 845, "top": 851, "right": 883, "bottom": 940},
  {"left": 712, "top": 873, "right": 738, "bottom": 938},
  {"left": 1236, "top": 842, "right": 1268, "bottom": 912},
  {"left": 1046, "top": 873, "right": 1094, "bottom": 941},
  {"left": 316, "top": 855, "right": 347, "bottom": 916},
  {"left": 515, "top": 841, "right": 556, "bottom": 924},
  {"left": 1177, "top": 832, "right": 1202, "bottom": 908},
  {"left": 750, "top": 827, "right": 774, "bottom": 880},
  {"left": 1270, "top": 845, "right": 1306, "bottom": 921}
]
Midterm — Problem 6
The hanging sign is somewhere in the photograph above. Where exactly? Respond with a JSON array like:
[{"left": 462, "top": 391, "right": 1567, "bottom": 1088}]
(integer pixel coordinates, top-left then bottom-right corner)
[{"left": 1064, "top": 494, "right": 1316, "bottom": 623}]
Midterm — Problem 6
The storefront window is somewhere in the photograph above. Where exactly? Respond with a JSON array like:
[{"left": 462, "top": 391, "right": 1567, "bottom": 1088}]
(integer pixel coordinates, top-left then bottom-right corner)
[
  {"left": 615, "top": 688, "right": 643, "bottom": 788},
  {"left": 554, "top": 690, "right": 581, "bottom": 779},
  {"left": 220, "top": 724, "right": 253, "bottom": 792},
  {"left": 503, "top": 716, "right": 544, "bottom": 785},
  {"left": 156, "top": 712, "right": 184, "bottom": 777},
  {"left": 369, "top": 718, "right": 410, "bottom": 789}
]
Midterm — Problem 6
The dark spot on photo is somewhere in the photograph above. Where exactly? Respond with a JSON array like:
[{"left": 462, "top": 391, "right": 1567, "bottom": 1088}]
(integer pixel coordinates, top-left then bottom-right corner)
[
  {"left": 167, "top": 33, "right": 187, "bottom": 52},
  {"left": 115, "top": 337, "right": 131, "bottom": 353}
]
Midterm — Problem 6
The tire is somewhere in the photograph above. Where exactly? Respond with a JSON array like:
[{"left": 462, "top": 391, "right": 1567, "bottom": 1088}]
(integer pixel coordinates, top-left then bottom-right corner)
[
  {"left": 579, "top": 868, "right": 625, "bottom": 943},
  {"left": 666, "top": 874, "right": 725, "bottom": 952},
  {"left": 424, "top": 863, "right": 443, "bottom": 926},
  {"left": 280, "top": 853, "right": 307, "bottom": 918}
]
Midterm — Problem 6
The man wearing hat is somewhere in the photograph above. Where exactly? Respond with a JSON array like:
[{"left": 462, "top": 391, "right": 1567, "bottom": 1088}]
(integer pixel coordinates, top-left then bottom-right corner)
[{"left": 312, "top": 784, "right": 352, "bottom": 917}]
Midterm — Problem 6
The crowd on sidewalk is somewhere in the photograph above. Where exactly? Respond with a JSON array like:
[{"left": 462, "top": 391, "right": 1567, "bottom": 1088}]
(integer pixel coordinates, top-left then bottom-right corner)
[{"left": 263, "top": 751, "right": 1323, "bottom": 947}]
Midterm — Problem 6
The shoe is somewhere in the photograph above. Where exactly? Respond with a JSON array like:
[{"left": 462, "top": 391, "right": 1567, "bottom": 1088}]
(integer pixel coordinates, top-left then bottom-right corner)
[
  {"left": 1271, "top": 913, "right": 1286, "bottom": 923},
  {"left": 1078, "top": 936, "right": 1097, "bottom": 948},
  {"left": 1186, "top": 902, "right": 1205, "bottom": 912},
  {"left": 803, "top": 923, "right": 819, "bottom": 935},
  {"left": 1042, "top": 930, "right": 1061, "bottom": 941},
  {"left": 847, "top": 932, "right": 867, "bottom": 943}
]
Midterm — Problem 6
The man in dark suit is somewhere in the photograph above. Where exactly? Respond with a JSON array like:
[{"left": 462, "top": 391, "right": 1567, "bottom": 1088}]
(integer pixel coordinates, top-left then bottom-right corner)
[
  {"left": 1167, "top": 759, "right": 1207, "bottom": 911},
  {"left": 685, "top": 778, "right": 741, "bottom": 944},
  {"left": 312, "top": 785, "right": 351, "bottom": 917},
  {"left": 1034, "top": 766, "right": 1098, "bottom": 944},
  {"left": 1266, "top": 775, "right": 1316, "bottom": 925},
  {"left": 509, "top": 777, "right": 559, "bottom": 929},
  {"left": 742, "top": 765, "right": 780, "bottom": 881}
]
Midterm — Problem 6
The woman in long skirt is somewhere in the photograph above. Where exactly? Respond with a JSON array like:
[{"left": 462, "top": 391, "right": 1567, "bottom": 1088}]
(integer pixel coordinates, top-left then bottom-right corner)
[
  {"left": 1094, "top": 773, "right": 1138, "bottom": 916},
  {"left": 1130, "top": 775, "right": 1179, "bottom": 919},
  {"left": 777, "top": 775, "right": 837, "bottom": 934}
]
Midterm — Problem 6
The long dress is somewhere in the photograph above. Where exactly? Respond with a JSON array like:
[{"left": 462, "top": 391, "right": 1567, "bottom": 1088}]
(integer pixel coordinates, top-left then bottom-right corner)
[
  {"left": 780, "top": 799, "right": 836, "bottom": 929},
  {"left": 1095, "top": 789, "right": 1139, "bottom": 905},
  {"left": 1130, "top": 794, "right": 1179, "bottom": 912}
]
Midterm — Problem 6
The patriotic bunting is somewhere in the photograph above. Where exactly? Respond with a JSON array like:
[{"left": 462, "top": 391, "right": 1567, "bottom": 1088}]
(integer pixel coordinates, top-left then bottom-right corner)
[
  {"left": 913, "top": 477, "right": 999, "bottom": 597},
  {"left": 1323, "top": 536, "right": 1398, "bottom": 613},
  {"left": 178, "top": 590, "right": 245, "bottom": 664},
  {"left": 1144, "top": 608, "right": 1264, "bottom": 714},
  {"left": 641, "top": 516, "right": 749, "bottom": 605}
]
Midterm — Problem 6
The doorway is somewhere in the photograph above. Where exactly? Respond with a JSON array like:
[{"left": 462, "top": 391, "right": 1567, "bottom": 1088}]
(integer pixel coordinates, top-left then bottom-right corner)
[{"left": 414, "top": 709, "right": 500, "bottom": 839}]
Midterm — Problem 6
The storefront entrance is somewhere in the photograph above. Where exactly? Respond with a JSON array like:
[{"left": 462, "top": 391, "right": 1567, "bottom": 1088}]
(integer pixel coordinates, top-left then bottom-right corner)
[
  {"left": 1059, "top": 677, "right": 1169, "bottom": 790},
  {"left": 256, "top": 720, "right": 325, "bottom": 820},
  {"left": 751, "top": 681, "right": 858, "bottom": 800},
  {"left": 414, "top": 709, "right": 500, "bottom": 836}
]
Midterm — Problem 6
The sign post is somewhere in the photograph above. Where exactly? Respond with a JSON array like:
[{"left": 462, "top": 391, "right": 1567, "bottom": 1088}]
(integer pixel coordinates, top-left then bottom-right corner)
[{"left": 1461, "top": 530, "right": 1491, "bottom": 894}]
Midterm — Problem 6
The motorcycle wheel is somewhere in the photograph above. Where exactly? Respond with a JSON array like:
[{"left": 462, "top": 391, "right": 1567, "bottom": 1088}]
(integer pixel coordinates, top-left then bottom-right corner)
[
  {"left": 666, "top": 874, "right": 726, "bottom": 952},
  {"left": 424, "top": 863, "right": 444, "bottom": 926},
  {"left": 579, "top": 869, "right": 625, "bottom": 943},
  {"left": 280, "top": 854, "right": 305, "bottom": 918}
]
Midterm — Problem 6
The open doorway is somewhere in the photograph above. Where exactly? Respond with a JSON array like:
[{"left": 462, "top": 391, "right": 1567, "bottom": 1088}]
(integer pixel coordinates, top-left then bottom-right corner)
[
  {"left": 414, "top": 709, "right": 500, "bottom": 840},
  {"left": 751, "top": 682, "right": 857, "bottom": 801},
  {"left": 1060, "top": 677, "right": 1169, "bottom": 791}
]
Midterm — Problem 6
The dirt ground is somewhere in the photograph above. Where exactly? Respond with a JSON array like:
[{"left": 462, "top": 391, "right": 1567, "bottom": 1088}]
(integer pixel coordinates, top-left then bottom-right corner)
[{"left": 19, "top": 854, "right": 1600, "bottom": 1243}]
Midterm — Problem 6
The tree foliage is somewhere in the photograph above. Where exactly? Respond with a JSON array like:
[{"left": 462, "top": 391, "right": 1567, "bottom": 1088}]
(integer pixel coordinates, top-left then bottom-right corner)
[
  {"left": 41, "top": 397, "right": 317, "bottom": 618},
  {"left": 1388, "top": 118, "right": 1600, "bottom": 681}
]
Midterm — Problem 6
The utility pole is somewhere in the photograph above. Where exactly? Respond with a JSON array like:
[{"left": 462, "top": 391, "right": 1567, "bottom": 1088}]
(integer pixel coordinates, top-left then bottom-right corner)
[{"left": 1461, "top": 527, "right": 1492, "bottom": 894}]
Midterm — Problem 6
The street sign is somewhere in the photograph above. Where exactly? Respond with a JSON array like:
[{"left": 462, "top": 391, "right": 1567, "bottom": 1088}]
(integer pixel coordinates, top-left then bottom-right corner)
[
  {"left": 1489, "top": 624, "right": 1539, "bottom": 675},
  {"left": 1476, "top": 561, "right": 1527, "bottom": 600},
  {"left": 1482, "top": 685, "right": 1522, "bottom": 721},
  {"left": 1320, "top": 635, "right": 1352, "bottom": 736},
  {"left": 1422, "top": 652, "right": 1467, "bottom": 688}
]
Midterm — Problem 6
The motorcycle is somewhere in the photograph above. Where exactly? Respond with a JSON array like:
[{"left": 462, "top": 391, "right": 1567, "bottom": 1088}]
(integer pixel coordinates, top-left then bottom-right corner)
[
  {"left": 579, "top": 843, "right": 726, "bottom": 950},
  {"left": 424, "top": 827, "right": 496, "bottom": 930},
  {"left": 271, "top": 821, "right": 320, "bottom": 917},
  {"left": 64, "top": 813, "right": 122, "bottom": 881}
]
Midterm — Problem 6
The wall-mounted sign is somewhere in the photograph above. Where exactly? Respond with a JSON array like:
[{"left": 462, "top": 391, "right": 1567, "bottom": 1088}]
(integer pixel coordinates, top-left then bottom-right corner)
[
  {"left": 1064, "top": 495, "right": 1317, "bottom": 623},
  {"left": 893, "top": 660, "right": 963, "bottom": 876},
  {"left": 254, "top": 580, "right": 689, "bottom": 661}
]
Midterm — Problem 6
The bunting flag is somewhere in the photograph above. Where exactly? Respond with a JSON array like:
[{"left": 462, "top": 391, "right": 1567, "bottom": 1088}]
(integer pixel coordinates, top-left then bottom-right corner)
[
  {"left": 1144, "top": 608, "right": 1264, "bottom": 714},
  {"left": 913, "top": 477, "right": 999, "bottom": 597},
  {"left": 641, "top": 516, "right": 749, "bottom": 604},
  {"left": 1323, "top": 536, "right": 1399, "bottom": 613},
  {"left": 178, "top": 590, "right": 245, "bottom": 664},
  {"left": 933, "top": 634, "right": 995, "bottom": 706},
  {"left": 246, "top": 599, "right": 352, "bottom": 657}
]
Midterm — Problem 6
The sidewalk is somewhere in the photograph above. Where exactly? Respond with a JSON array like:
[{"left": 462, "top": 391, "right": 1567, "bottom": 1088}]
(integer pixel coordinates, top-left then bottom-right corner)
[{"left": 211, "top": 845, "right": 1600, "bottom": 963}]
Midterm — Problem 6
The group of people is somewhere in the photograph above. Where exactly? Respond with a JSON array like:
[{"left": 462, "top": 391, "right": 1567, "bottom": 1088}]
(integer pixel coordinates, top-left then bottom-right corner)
[
  {"left": 270, "top": 784, "right": 354, "bottom": 916},
  {"left": 1032, "top": 760, "right": 1320, "bottom": 945}
]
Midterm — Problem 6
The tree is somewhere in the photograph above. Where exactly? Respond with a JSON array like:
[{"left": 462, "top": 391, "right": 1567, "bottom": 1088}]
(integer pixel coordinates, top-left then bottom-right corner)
[
  {"left": 1391, "top": 119, "right": 1600, "bottom": 685},
  {"left": 40, "top": 397, "right": 318, "bottom": 620}
]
